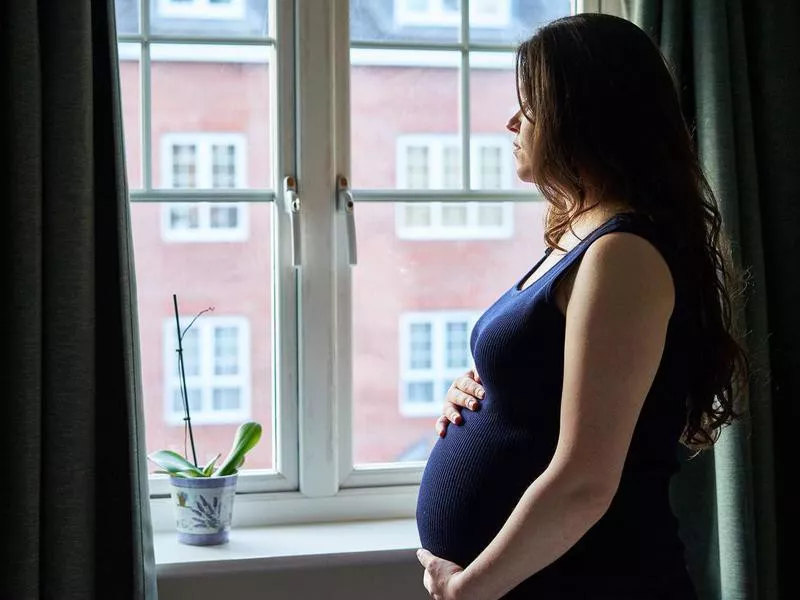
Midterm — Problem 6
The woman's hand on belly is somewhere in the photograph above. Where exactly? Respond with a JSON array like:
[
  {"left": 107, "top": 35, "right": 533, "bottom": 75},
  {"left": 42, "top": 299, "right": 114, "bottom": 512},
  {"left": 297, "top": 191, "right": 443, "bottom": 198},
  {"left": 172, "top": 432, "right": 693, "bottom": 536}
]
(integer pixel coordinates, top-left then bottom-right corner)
[
  {"left": 417, "top": 549, "right": 472, "bottom": 600},
  {"left": 436, "top": 369, "right": 485, "bottom": 438}
]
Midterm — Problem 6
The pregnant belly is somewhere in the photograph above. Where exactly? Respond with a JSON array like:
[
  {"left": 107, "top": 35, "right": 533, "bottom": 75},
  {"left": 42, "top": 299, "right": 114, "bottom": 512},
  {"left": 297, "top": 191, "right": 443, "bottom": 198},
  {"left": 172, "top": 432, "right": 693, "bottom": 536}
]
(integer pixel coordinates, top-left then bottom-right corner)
[{"left": 416, "top": 409, "right": 549, "bottom": 567}]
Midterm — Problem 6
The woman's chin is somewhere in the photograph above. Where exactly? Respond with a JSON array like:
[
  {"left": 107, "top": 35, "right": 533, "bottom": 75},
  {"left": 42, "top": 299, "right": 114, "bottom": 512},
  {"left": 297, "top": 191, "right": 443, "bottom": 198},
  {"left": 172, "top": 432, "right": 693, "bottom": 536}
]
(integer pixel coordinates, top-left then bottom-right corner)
[{"left": 514, "top": 166, "right": 534, "bottom": 184}]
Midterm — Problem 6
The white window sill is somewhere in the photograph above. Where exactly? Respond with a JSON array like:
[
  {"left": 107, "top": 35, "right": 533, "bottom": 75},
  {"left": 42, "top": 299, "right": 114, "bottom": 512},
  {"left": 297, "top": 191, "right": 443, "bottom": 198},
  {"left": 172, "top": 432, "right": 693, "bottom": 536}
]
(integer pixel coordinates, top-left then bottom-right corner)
[{"left": 154, "top": 518, "right": 420, "bottom": 575}]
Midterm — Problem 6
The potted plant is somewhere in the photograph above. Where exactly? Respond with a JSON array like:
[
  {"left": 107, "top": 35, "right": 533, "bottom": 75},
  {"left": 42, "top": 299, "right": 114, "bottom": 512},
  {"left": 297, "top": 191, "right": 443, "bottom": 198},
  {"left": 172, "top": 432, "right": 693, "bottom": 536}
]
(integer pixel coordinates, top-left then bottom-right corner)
[
  {"left": 147, "top": 294, "right": 262, "bottom": 546},
  {"left": 148, "top": 421, "right": 262, "bottom": 546}
]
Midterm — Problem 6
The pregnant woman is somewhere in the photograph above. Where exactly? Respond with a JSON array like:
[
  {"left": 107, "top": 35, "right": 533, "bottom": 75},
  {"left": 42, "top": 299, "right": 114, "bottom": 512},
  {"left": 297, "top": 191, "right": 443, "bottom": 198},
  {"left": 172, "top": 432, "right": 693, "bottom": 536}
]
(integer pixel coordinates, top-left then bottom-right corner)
[{"left": 415, "top": 13, "right": 747, "bottom": 600}]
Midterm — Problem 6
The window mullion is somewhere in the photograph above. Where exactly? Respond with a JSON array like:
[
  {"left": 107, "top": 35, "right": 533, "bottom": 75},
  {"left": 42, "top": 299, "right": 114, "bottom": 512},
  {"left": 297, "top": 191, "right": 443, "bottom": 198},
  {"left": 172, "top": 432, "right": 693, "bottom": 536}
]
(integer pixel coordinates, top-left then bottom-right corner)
[
  {"left": 461, "top": 0, "right": 470, "bottom": 192},
  {"left": 296, "top": 0, "right": 339, "bottom": 497}
]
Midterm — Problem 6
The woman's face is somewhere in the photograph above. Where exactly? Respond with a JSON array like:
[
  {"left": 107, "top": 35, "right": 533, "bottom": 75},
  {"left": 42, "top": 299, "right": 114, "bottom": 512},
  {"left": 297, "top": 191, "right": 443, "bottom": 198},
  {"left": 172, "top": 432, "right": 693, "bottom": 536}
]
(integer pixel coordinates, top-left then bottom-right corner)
[{"left": 506, "top": 105, "right": 536, "bottom": 183}]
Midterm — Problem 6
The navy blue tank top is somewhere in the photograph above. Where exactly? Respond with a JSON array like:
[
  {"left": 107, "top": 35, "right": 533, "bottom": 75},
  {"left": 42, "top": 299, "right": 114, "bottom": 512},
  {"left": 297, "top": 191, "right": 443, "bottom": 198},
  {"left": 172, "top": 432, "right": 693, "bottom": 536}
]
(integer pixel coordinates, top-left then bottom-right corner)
[{"left": 416, "top": 213, "right": 699, "bottom": 599}]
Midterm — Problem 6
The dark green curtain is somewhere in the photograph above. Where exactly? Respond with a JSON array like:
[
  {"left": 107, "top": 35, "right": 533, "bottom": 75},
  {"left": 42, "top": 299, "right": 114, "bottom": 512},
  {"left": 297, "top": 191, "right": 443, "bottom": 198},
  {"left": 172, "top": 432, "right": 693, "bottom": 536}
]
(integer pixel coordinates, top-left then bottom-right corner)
[
  {"left": 0, "top": 0, "right": 157, "bottom": 598},
  {"left": 623, "top": 1, "right": 798, "bottom": 599}
]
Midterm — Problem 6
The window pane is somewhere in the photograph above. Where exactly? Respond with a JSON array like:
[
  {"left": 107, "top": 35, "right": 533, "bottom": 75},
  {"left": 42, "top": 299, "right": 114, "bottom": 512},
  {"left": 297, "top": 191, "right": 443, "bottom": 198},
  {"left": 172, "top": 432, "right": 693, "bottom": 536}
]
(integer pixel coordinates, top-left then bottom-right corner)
[
  {"left": 173, "top": 388, "right": 202, "bottom": 413},
  {"left": 352, "top": 202, "right": 548, "bottom": 465},
  {"left": 406, "top": 381, "right": 434, "bottom": 404},
  {"left": 210, "top": 205, "right": 239, "bottom": 228},
  {"left": 446, "top": 322, "right": 469, "bottom": 369},
  {"left": 478, "top": 204, "right": 505, "bottom": 227},
  {"left": 114, "top": 0, "right": 140, "bottom": 35},
  {"left": 403, "top": 204, "right": 432, "bottom": 228},
  {"left": 150, "top": 0, "right": 269, "bottom": 39},
  {"left": 469, "top": 52, "right": 523, "bottom": 192},
  {"left": 479, "top": 146, "right": 504, "bottom": 189},
  {"left": 212, "top": 144, "right": 238, "bottom": 188},
  {"left": 350, "top": 50, "right": 460, "bottom": 189},
  {"left": 441, "top": 203, "right": 468, "bottom": 227},
  {"left": 132, "top": 203, "right": 273, "bottom": 471},
  {"left": 406, "top": 146, "right": 430, "bottom": 189},
  {"left": 442, "top": 146, "right": 462, "bottom": 189},
  {"left": 118, "top": 44, "right": 141, "bottom": 188},
  {"left": 409, "top": 323, "right": 432, "bottom": 369},
  {"left": 213, "top": 388, "right": 241, "bottom": 410},
  {"left": 171, "top": 144, "right": 198, "bottom": 188},
  {"left": 468, "top": 0, "right": 570, "bottom": 45},
  {"left": 151, "top": 44, "right": 271, "bottom": 189},
  {"left": 351, "top": 0, "right": 459, "bottom": 44},
  {"left": 169, "top": 205, "right": 200, "bottom": 229},
  {"left": 214, "top": 326, "right": 239, "bottom": 375}
]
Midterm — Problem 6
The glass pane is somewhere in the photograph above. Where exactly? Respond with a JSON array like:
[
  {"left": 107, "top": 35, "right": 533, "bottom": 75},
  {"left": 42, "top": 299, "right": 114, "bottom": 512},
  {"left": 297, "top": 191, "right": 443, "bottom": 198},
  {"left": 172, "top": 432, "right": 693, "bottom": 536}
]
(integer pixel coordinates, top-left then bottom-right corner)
[
  {"left": 350, "top": 50, "right": 460, "bottom": 189},
  {"left": 118, "top": 43, "right": 141, "bottom": 188},
  {"left": 441, "top": 203, "right": 468, "bottom": 227},
  {"left": 446, "top": 322, "right": 469, "bottom": 368},
  {"left": 174, "top": 328, "right": 201, "bottom": 375},
  {"left": 403, "top": 204, "right": 432, "bottom": 227},
  {"left": 151, "top": 44, "right": 272, "bottom": 189},
  {"left": 478, "top": 203, "right": 505, "bottom": 227},
  {"left": 214, "top": 326, "right": 239, "bottom": 375},
  {"left": 210, "top": 205, "right": 239, "bottom": 228},
  {"left": 149, "top": 0, "right": 269, "bottom": 39},
  {"left": 468, "top": 0, "right": 571, "bottom": 45},
  {"left": 352, "top": 202, "right": 549, "bottom": 465},
  {"left": 173, "top": 388, "right": 202, "bottom": 413},
  {"left": 351, "top": 0, "right": 459, "bottom": 44},
  {"left": 470, "top": 52, "right": 526, "bottom": 192},
  {"left": 406, "top": 381, "right": 434, "bottom": 404},
  {"left": 115, "top": 0, "right": 140, "bottom": 35},
  {"left": 169, "top": 205, "right": 200, "bottom": 229},
  {"left": 213, "top": 388, "right": 241, "bottom": 410},
  {"left": 134, "top": 202, "right": 274, "bottom": 472},
  {"left": 409, "top": 323, "right": 432, "bottom": 369}
]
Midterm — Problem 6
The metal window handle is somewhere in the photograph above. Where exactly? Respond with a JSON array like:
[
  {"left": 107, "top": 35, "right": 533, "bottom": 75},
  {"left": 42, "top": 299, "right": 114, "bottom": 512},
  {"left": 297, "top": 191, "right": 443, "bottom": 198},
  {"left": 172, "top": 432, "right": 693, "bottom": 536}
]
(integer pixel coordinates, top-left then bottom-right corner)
[
  {"left": 282, "top": 176, "right": 302, "bottom": 268},
  {"left": 337, "top": 176, "right": 357, "bottom": 266}
]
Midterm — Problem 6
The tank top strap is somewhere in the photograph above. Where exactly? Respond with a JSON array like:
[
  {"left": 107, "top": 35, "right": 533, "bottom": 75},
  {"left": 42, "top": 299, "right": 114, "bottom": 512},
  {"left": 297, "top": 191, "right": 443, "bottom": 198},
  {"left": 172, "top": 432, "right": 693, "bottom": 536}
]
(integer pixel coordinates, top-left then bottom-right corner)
[{"left": 541, "top": 212, "right": 663, "bottom": 303}]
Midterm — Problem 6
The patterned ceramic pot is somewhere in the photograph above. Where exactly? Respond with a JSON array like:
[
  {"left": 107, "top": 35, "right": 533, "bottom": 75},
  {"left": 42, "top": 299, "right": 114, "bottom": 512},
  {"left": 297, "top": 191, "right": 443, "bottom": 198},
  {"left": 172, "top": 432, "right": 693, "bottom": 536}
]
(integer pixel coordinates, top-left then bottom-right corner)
[{"left": 169, "top": 474, "right": 238, "bottom": 546}]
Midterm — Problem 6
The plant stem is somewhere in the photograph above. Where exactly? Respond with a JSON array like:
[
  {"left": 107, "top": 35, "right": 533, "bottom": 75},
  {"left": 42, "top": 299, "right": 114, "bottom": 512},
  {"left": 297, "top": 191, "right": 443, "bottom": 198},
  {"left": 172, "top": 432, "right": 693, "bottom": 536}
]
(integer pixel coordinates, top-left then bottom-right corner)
[{"left": 173, "top": 294, "right": 198, "bottom": 468}]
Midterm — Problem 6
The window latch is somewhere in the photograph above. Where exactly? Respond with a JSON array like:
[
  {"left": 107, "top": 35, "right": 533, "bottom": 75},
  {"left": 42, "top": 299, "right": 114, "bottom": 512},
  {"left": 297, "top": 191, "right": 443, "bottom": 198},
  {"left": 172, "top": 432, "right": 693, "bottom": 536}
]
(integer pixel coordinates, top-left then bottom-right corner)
[
  {"left": 337, "top": 176, "right": 357, "bottom": 266},
  {"left": 282, "top": 176, "right": 302, "bottom": 268}
]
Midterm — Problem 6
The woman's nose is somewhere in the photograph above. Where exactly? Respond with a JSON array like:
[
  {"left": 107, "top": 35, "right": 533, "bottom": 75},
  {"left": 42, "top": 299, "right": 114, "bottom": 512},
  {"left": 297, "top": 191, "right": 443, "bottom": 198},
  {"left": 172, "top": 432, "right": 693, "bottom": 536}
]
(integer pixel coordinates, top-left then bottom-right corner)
[{"left": 506, "top": 111, "right": 521, "bottom": 133}]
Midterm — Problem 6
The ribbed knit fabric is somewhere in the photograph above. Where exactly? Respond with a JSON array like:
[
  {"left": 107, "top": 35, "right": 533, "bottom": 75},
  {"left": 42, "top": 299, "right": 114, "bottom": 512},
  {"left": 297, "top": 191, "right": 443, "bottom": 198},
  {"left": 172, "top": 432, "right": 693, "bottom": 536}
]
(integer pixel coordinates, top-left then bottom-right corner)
[{"left": 416, "top": 213, "right": 699, "bottom": 599}]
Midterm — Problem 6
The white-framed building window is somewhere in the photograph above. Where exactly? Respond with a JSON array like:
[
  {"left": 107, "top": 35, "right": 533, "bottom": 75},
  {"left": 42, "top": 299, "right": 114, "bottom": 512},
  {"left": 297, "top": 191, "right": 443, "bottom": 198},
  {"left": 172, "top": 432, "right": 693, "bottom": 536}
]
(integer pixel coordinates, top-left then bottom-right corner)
[
  {"left": 164, "top": 316, "right": 251, "bottom": 425},
  {"left": 396, "top": 135, "right": 514, "bottom": 240},
  {"left": 394, "top": 0, "right": 512, "bottom": 28},
  {"left": 161, "top": 133, "right": 249, "bottom": 242},
  {"left": 400, "top": 311, "right": 480, "bottom": 417},
  {"left": 157, "top": 0, "right": 247, "bottom": 21}
]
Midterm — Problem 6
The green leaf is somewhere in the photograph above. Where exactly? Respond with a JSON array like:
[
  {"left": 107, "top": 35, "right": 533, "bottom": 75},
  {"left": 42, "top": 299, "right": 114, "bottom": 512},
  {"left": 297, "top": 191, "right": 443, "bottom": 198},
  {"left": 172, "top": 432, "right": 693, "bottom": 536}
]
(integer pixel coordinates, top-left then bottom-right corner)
[
  {"left": 147, "top": 450, "right": 205, "bottom": 477},
  {"left": 214, "top": 421, "right": 262, "bottom": 477},
  {"left": 202, "top": 453, "right": 222, "bottom": 477}
]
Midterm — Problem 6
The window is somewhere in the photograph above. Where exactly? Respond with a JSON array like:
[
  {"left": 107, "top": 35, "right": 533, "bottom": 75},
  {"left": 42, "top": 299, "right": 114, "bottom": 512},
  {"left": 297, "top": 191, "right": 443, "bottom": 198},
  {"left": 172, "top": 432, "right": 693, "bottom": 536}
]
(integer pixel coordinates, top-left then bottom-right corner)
[
  {"left": 396, "top": 135, "right": 514, "bottom": 239},
  {"left": 164, "top": 316, "right": 251, "bottom": 424},
  {"left": 400, "top": 312, "right": 480, "bottom": 417},
  {"left": 116, "top": 0, "right": 578, "bottom": 525},
  {"left": 157, "top": 0, "right": 246, "bottom": 20},
  {"left": 394, "top": 0, "right": 511, "bottom": 28},
  {"left": 160, "top": 133, "right": 248, "bottom": 242}
]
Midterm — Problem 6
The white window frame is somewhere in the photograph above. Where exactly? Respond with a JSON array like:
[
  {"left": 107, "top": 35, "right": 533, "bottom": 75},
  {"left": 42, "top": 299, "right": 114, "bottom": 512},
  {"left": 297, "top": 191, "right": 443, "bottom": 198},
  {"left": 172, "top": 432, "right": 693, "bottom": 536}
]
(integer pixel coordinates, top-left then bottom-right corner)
[
  {"left": 394, "top": 0, "right": 512, "bottom": 28},
  {"left": 399, "top": 311, "right": 480, "bottom": 417},
  {"left": 395, "top": 134, "right": 514, "bottom": 240},
  {"left": 157, "top": 0, "right": 247, "bottom": 21},
  {"left": 116, "top": 0, "right": 594, "bottom": 527},
  {"left": 163, "top": 316, "right": 252, "bottom": 425},
  {"left": 160, "top": 133, "right": 249, "bottom": 242}
]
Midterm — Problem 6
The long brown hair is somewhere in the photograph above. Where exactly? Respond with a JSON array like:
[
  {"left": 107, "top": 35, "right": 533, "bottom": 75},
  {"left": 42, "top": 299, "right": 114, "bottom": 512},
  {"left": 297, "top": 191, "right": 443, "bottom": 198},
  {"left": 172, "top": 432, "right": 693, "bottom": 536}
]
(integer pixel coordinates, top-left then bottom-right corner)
[{"left": 515, "top": 13, "right": 747, "bottom": 448}]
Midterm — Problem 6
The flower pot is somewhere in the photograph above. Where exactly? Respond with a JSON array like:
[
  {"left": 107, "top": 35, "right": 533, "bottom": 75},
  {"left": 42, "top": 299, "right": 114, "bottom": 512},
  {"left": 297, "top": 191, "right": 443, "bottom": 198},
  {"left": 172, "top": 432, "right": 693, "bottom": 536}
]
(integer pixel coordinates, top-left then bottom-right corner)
[{"left": 169, "top": 474, "right": 238, "bottom": 546}]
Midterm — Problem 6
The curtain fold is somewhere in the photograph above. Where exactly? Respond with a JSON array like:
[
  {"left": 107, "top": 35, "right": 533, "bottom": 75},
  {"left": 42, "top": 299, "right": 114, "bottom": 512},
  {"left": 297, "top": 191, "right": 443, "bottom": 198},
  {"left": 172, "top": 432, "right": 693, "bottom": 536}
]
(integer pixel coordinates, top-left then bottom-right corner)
[
  {"left": 623, "top": 1, "right": 798, "bottom": 599},
  {"left": 0, "top": 1, "right": 157, "bottom": 598}
]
